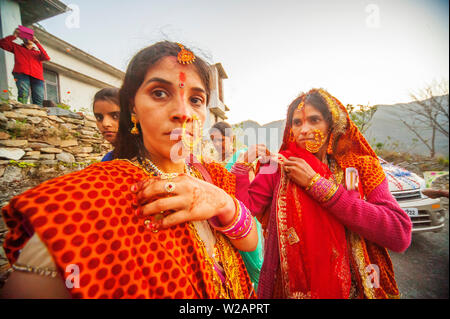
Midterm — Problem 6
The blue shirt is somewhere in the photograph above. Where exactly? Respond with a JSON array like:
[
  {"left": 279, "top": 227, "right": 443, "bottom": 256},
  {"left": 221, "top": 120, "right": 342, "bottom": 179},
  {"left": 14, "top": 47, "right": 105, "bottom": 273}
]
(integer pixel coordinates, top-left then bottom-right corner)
[{"left": 101, "top": 150, "right": 114, "bottom": 162}]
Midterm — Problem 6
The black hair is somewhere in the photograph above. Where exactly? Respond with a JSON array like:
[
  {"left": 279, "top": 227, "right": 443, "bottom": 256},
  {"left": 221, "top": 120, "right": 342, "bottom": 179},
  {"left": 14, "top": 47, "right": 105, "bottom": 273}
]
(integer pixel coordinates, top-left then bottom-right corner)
[
  {"left": 209, "top": 121, "right": 234, "bottom": 137},
  {"left": 92, "top": 87, "right": 120, "bottom": 112}
]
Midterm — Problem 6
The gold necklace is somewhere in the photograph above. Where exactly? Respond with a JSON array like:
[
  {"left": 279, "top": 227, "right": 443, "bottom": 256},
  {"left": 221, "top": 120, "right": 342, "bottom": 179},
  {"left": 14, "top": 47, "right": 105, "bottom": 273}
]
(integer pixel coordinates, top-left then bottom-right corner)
[{"left": 139, "top": 157, "right": 192, "bottom": 178}]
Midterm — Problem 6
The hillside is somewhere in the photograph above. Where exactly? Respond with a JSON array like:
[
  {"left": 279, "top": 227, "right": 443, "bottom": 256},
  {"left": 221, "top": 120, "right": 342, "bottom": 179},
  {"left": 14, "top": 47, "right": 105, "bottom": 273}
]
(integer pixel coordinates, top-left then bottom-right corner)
[
  {"left": 366, "top": 95, "right": 448, "bottom": 156},
  {"left": 233, "top": 95, "right": 449, "bottom": 156}
]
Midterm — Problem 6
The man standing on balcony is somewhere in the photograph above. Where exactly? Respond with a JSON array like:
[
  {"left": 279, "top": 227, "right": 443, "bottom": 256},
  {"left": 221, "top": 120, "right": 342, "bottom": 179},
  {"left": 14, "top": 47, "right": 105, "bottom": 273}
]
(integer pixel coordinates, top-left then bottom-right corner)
[{"left": 0, "top": 27, "right": 50, "bottom": 106}]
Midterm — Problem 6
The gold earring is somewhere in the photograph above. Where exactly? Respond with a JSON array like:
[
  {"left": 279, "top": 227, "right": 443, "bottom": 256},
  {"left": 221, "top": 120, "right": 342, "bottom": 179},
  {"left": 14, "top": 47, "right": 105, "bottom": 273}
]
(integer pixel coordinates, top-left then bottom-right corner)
[
  {"left": 305, "top": 129, "right": 325, "bottom": 153},
  {"left": 131, "top": 114, "right": 139, "bottom": 135}
]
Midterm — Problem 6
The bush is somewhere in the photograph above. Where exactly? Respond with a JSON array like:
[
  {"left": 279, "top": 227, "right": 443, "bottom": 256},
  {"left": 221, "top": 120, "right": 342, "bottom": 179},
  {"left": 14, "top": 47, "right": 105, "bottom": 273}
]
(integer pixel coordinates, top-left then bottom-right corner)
[{"left": 437, "top": 156, "right": 449, "bottom": 167}]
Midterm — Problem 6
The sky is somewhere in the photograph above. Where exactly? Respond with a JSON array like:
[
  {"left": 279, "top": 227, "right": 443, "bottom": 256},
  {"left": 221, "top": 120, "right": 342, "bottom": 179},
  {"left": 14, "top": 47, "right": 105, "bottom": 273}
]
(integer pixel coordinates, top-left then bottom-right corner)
[{"left": 39, "top": 0, "right": 449, "bottom": 125}]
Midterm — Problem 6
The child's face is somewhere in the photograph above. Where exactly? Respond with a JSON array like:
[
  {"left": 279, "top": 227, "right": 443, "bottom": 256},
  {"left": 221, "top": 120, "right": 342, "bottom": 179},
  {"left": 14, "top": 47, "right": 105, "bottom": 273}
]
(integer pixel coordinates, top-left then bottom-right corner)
[{"left": 93, "top": 100, "right": 120, "bottom": 144}]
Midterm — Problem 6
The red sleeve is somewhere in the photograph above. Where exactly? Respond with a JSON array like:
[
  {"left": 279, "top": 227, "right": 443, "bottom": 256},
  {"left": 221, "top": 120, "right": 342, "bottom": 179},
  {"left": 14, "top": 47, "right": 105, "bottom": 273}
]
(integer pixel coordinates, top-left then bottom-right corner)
[
  {"left": 35, "top": 42, "right": 50, "bottom": 61},
  {"left": 0, "top": 35, "right": 18, "bottom": 53},
  {"left": 321, "top": 178, "right": 412, "bottom": 252}
]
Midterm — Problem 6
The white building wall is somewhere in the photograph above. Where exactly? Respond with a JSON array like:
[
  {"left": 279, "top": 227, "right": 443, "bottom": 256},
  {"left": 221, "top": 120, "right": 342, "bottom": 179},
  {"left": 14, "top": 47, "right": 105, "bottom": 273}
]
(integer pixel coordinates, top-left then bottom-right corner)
[
  {"left": 0, "top": 0, "right": 21, "bottom": 100},
  {"left": 32, "top": 29, "right": 124, "bottom": 113},
  {"left": 42, "top": 43, "right": 122, "bottom": 88},
  {"left": 57, "top": 74, "right": 103, "bottom": 113}
]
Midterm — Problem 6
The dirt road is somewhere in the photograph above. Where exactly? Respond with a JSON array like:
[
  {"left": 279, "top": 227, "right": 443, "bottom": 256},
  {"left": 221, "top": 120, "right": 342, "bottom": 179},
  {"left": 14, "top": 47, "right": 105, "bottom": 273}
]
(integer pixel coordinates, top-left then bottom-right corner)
[{"left": 389, "top": 197, "right": 449, "bottom": 299}]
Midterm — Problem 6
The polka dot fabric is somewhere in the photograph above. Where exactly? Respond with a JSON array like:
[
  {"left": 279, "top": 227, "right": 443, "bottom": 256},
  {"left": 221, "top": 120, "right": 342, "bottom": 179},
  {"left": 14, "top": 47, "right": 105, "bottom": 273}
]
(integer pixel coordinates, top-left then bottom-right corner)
[
  {"left": 2, "top": 160, "right": 253, "bottom": 299},
  {"left": 324, "top": 92, "right": 386, "bottom": 196},
  {"left": 202, "top": 162, "right": 236, "bottom": 197}
]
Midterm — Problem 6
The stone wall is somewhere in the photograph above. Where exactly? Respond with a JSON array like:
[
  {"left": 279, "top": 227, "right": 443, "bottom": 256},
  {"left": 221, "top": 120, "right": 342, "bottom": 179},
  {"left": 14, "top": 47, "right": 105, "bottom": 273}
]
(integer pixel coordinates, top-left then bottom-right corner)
[
  {"left": 0, "top": 100, "right": 112, "bottom": 209},
  {"left": 0, "top": 100, "right": 114, "bottom": 282}
]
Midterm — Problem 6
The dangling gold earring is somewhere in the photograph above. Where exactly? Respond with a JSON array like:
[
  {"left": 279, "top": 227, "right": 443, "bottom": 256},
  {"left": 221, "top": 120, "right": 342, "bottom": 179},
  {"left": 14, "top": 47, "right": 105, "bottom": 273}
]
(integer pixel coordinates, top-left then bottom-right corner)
[
  {"left": 289, "top": 128, "right": 295, "bottom": 143},
  {"left": 305, "top": 129, "right": 325, "bottom": 153},
  {"left": 131, "top": 114, "right": 139, "bottom": 135}
]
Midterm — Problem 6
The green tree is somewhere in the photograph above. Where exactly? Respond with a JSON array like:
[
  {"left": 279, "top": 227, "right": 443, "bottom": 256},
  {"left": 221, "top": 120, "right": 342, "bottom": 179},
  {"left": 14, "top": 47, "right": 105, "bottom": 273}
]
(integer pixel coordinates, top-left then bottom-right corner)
[{"left": 345, "top": 103, "right": 378, "bottom": 134}]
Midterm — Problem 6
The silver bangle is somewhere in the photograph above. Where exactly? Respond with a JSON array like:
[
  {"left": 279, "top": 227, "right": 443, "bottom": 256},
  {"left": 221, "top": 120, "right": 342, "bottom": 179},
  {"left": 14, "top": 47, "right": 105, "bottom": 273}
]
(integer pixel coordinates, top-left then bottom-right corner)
[{"left": 12, "top": 263, "right": 58, "bottom": 278}]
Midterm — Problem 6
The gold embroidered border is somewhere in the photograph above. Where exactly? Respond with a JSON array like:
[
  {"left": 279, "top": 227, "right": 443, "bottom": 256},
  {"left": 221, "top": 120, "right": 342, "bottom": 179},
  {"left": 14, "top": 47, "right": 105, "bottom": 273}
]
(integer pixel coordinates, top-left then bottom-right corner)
[
  {"left": 275, "top": 169, "right": 308, "bottom": 299},
  {"left": 187, "top": 222, "right": 227, "bottom": 298},
  {"left": 349, "top": 231, "right": 376, "bottom": 299},
  {"left": 215, "top": 230, "right": 247, "bottom": 299},
  {"left": 187, "top": 166, "right": 248, "bottom": 299}
]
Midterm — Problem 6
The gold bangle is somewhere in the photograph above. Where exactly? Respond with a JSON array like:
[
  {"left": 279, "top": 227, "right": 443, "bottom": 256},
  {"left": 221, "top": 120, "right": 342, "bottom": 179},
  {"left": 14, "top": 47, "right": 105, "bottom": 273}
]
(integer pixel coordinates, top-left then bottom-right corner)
[
  {"left": 322, "top": 182, "right": 339, "bottom": 202},
  {"left": 306, "top": 173, "right": 321, "bottom": 191}
]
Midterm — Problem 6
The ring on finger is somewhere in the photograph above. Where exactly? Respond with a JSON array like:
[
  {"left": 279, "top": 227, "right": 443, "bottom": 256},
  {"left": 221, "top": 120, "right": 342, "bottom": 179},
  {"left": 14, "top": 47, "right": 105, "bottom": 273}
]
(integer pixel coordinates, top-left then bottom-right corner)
[{"left": 165, "top": 181, "right": 176, "bottom": 193}]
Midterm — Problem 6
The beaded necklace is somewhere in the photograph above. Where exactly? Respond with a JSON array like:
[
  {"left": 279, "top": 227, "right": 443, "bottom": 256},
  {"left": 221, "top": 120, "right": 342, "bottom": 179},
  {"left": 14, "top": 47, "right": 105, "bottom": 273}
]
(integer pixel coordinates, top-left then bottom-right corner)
[{"left": 139, "top": 157, "right": 192, "bottom": 178}]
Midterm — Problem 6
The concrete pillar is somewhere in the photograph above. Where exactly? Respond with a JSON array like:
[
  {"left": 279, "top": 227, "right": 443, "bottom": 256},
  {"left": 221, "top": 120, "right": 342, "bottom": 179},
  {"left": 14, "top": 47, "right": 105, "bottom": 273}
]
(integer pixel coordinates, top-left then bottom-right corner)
[{"left": 0, "top": 0, "right": 21, "bottom": 100}]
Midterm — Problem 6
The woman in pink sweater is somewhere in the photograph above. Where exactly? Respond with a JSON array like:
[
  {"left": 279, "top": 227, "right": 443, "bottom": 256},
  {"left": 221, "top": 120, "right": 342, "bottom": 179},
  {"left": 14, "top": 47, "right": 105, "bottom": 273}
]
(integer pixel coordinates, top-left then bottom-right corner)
[{"left": 231, "top": 88, "right": 412, "bottom": 299}]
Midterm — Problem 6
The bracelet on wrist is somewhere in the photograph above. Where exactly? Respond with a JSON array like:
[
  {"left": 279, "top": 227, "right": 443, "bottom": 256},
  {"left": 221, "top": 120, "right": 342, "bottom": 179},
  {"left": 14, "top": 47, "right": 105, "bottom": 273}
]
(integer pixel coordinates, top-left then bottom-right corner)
[
  {"left": 209, "top": 197, "right": 253, "bottom": 240},
  {"left": 209, "top": 197, "right": 240, "bottom": 230},
  {"left": 306, "top": 177, "right": 339, "bottom": 203},
  {"left": 305, "top": 173, "right": 321, "bottom": 191},
  {"left": 12, "top": 263, "right": 58, "bottom": 278}
]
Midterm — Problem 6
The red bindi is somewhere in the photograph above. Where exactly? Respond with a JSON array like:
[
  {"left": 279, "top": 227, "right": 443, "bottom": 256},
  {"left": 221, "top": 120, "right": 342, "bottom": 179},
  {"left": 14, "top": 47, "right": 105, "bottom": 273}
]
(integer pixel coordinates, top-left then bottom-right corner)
[{"left": 179, "top": 72, "right": 186, "bottom": 100}]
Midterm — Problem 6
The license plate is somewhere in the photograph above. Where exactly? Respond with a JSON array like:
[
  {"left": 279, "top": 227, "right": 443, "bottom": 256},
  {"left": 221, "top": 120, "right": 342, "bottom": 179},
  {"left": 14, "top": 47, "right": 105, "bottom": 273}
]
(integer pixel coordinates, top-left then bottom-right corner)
[{"left": 404, "top": 208, "right": 419, "bottom": 217}]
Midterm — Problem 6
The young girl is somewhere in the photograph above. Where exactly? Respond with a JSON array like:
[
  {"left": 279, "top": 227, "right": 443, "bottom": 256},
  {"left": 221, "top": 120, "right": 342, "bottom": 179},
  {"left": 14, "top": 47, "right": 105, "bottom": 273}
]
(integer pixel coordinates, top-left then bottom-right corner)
[{"left": 92, "top": 87, "right": 120, "bottom": 162}]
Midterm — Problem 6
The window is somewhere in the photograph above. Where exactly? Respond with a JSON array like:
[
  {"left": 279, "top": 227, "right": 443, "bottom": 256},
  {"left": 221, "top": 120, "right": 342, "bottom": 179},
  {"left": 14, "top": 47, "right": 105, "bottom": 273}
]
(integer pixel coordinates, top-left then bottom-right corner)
[{"left": 43, "top": 69, "right": 59, "bottom": 103}]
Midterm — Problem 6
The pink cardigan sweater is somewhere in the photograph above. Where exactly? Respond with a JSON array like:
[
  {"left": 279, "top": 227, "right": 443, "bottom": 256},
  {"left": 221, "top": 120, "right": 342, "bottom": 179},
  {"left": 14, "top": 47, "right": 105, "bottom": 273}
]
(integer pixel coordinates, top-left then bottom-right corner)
[{"left": 233, "top": 163, "right": 412, "bottom": 298}]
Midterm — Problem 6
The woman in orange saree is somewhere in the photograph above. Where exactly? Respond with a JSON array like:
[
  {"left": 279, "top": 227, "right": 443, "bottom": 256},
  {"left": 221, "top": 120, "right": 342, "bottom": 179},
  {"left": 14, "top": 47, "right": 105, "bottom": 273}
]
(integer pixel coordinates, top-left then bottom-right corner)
[{"left": 1, "top": 41, "right": 256, "bottom": 299}]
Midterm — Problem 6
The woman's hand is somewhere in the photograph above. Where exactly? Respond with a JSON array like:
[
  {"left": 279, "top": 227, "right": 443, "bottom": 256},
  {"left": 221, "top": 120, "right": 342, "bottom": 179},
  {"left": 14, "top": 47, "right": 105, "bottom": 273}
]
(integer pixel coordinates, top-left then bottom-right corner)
[
  {"left": 131, "top": 174, "right": 235, "bottom": 229},
  {"left": 282, "top": 157, "right": 318, "bottom": 188},
  {"left": 131, "top": 174, "right": 258, "bottom": 251},
  {"left": 238, "top": 144, "right": 273, "bottom": 163}
]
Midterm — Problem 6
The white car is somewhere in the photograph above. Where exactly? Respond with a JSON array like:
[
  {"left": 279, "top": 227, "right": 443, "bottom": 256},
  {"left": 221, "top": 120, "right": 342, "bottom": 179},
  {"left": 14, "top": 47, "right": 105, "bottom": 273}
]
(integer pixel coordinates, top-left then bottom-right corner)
[{"left": 380, "top": 158, "right": 446, "bottom": 233}]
